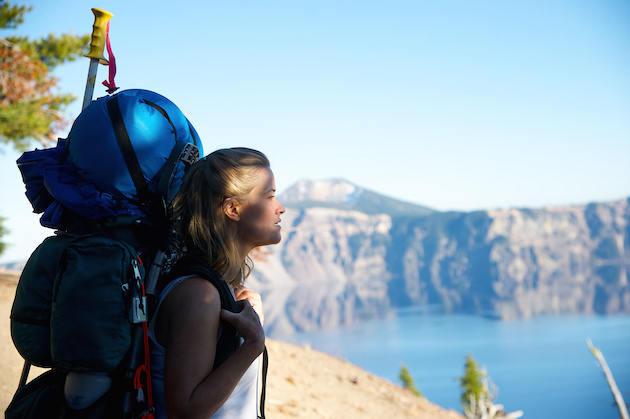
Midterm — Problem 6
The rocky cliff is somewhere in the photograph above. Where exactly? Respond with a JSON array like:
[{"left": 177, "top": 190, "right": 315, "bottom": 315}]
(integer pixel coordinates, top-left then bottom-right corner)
[{"left": 250, "top": 179, "right": 630, "bottom": 337}]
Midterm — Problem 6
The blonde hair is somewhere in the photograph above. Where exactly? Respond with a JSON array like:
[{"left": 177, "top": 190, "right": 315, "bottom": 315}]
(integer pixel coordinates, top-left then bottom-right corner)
[{"left": 172, "top": 147, "right": 270, "bottom": 285}]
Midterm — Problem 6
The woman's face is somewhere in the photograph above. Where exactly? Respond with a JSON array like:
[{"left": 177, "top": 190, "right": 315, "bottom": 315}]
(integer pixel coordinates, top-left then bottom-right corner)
[{"left": 236, "top": 167, "right": 285, "bottom": 251}]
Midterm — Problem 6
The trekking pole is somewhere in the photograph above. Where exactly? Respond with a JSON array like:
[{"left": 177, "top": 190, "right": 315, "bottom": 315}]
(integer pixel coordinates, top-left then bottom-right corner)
[{"left": 82, "top": 8, "right": 113, "bottom": 110}]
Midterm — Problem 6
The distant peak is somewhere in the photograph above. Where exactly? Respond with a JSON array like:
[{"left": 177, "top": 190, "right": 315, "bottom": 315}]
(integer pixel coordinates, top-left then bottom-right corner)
[
  {"left": 279, "top": 178, "right": 436, "bottom": 217},
  {"left": 283, "top": 179, "right": 364, "bottom": 204}
]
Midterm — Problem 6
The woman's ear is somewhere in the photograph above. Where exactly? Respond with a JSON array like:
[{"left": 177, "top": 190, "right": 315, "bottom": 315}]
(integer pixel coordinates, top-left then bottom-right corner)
[{"left": 223, "top": 198, "right": 240, "bottom": 221}]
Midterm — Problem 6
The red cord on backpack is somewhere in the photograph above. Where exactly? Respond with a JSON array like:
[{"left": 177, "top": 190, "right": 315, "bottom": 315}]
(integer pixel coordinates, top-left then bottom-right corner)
[
  {"left": 133, "top": 261, "right": 154, "bottom": 419},
  {"left": 102, "top": 19, "right": 118, "bottom": 94}
]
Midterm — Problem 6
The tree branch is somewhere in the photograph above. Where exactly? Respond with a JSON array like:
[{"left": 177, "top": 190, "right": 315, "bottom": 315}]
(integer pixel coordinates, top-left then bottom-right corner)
[{"left": 586, "top": 338, "right": 629, "bottom": 419}]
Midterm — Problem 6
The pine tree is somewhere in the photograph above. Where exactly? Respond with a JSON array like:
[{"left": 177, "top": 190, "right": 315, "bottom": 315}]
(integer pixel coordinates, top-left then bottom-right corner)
[
  {"left": 458, "top": 354, "right": 524, "bottom": 418},
  {"left": 399, "top": 364, "right": 423, "bottom": 397},
  {"left": 459, "top": 354, "right": 487, "bottom": 412},
  {"left": 0, "top": 0, "right": 90, "bottom": 151}
]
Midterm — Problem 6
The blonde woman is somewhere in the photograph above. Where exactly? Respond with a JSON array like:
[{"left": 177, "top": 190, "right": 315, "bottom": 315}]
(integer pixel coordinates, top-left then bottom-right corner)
[{"left": 148, "top": 147, "right": 285, "bottom": 418}]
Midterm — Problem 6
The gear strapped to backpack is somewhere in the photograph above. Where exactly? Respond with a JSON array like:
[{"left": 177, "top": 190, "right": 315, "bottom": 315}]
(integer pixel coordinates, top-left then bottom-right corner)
[{"left": 7, "top": 89, "right": 205, "bottom": 419}]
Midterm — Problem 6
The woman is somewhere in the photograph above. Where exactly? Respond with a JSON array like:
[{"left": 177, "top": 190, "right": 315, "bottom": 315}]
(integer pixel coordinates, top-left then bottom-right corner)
[{"left": 148, "top": 147, "right": 285, "bottom": 418}]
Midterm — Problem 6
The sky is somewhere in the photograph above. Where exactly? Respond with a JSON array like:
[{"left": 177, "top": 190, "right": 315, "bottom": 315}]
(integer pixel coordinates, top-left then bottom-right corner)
[{"left": 1, "top": 0, "right": 629, "bottom": 263}]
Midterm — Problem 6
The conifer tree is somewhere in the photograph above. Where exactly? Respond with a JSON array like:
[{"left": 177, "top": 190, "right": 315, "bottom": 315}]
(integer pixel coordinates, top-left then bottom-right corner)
[
  {"left": 459, "top": 354, "right": 487, "bottom": 411},
  {"left": 458, "top": 354, "right": 524, "bottom": 418},
  {"left": 399, "top": 364, "right": 423, "bottom": 397},
  {"left": 0, "top": 0, "right": 89, "bottom": 151}
]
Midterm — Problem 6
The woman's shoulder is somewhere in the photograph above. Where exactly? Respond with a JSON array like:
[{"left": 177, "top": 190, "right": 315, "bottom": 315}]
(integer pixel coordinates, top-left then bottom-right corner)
[
  {"left": 163, "top": 276, "right": 222, "bottom": 314},
  {"left": 153, "top": 275, "right": 223, "bottom": 346}
]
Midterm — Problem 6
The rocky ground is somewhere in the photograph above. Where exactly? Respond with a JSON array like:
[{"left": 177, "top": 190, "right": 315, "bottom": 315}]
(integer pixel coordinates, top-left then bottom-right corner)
[{"left": 0, "top": 271, "right": 462, "bottom": 418}]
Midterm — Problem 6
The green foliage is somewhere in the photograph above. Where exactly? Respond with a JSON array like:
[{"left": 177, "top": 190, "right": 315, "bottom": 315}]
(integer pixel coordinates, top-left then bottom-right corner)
[
  {"left": 399, "top": 364, "right": 423, "bottom": 397},
  {"left": 0, "top": 216, "right": 8, "bottom": 256},
  {"left": 0, "top": 92, "right": 75, "bottom": 149},
  {"left": 458, "top": 354, "right": 487, "bottom": 411},
  {"left": 7, "top": 33, "right": 90, "bottom": 69},
  {"left": 0, "top": 1, "right": 31, "bottom": 29},
  {"left": 0, "top": 0, "right": 89, "bottom": 151}
]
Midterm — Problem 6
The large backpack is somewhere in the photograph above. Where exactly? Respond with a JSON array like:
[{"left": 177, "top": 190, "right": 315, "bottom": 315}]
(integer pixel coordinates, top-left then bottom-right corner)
[{"left": 6, "top": 89, "right": 203, "bottom": 419}]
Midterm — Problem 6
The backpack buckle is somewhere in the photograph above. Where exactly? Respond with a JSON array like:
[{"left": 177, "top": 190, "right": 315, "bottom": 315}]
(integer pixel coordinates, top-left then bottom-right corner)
[{"left": 180, "top": 143, "right": 199, "bottom": 166}]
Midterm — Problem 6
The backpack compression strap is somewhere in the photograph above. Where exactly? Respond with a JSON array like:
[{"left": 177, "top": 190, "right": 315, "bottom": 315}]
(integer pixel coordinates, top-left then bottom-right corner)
[
  {"left": 106, "top": 96, "right": 152, "bottom": 202},
  {"left": 155, "top": 139, "right": 199, "bottom": 199},
  {"left": 106, "top": 96, "right": 200, "bottom": 205}
]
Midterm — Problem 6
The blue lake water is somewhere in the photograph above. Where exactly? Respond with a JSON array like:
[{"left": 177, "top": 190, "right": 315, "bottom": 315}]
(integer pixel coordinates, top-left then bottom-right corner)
[{"left": 276, "top": 309, "right": 630, "bottom": 418}]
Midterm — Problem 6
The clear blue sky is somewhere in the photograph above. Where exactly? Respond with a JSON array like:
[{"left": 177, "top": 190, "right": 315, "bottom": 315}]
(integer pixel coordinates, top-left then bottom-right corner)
[{"left": 1, "top": 0, "right": 629, "bottom": 263}]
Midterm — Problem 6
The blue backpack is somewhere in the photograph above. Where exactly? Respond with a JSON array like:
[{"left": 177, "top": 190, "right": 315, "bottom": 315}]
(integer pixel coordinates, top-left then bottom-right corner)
[{"left": 8, "top": 89, "right": 203, "bottom": 419}]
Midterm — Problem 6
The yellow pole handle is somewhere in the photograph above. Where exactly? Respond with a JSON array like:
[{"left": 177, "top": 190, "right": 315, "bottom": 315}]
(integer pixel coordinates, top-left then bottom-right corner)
[{"left": 84, "top": 8, "right": 113, "bottom": 65}]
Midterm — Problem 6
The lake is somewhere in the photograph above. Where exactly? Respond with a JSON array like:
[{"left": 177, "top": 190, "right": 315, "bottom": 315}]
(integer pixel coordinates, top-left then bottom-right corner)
[{"left": 275, "top": 309, "right": 630, "bottom": 418}]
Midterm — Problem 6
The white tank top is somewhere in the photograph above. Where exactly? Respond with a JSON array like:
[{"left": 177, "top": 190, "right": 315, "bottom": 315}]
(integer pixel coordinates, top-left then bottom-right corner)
[{"left": 148, "top": 276, "right": 261, "bottom": 419}]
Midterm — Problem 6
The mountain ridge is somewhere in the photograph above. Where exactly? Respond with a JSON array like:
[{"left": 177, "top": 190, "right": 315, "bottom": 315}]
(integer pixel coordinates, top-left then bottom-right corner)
[{"left": 279, "top": 178, "right": 436, "bottom": 217}]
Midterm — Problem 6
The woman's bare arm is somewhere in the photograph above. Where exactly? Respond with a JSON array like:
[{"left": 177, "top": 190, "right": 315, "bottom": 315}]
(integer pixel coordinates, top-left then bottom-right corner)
[{"left": 158, "top": 277, "right": 265, "bottom": 419}]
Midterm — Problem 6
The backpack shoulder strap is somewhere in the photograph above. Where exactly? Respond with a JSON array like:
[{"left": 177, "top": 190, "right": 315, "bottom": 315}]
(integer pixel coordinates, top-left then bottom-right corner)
[
  {"left": 166, "top": 254, "right": 240, "bottom": 313},
  {"left": 165, "top": 254, "right": 240, "bottom": 368}
]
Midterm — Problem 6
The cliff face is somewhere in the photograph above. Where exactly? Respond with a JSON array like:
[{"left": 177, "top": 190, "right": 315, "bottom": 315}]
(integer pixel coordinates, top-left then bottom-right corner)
[
  {"left": 249, "top": 180, "right": 630, "bottom": 336},
  {"left": 252, "top": 207, "right": 395, "bottom": 336},
  {"left": 386, "top": 200, "right": 630, "bottom": 320},
  {"left": 484, "top": 201, "right": 630, "bottom": 318}
]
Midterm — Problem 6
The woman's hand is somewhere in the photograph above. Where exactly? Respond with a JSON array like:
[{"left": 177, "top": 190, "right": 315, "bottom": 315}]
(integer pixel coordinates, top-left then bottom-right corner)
[
  {"left": 220, "top": 299, "right": 265, "bottom": 357},
  {"left": 234, "top": 287, "right": 264, "bottom": 326}
]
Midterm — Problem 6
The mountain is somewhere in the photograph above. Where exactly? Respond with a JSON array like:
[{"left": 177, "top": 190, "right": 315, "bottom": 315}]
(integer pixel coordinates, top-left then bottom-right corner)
[
  {"left": 280, "top": 179, "right": 436, "bottom": 217},
  {"left": 3, "top": 178, "right": 628, "bottom": 338},
  {"left": 249, "top": 180, "right": 630, "bottom": 337}
]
